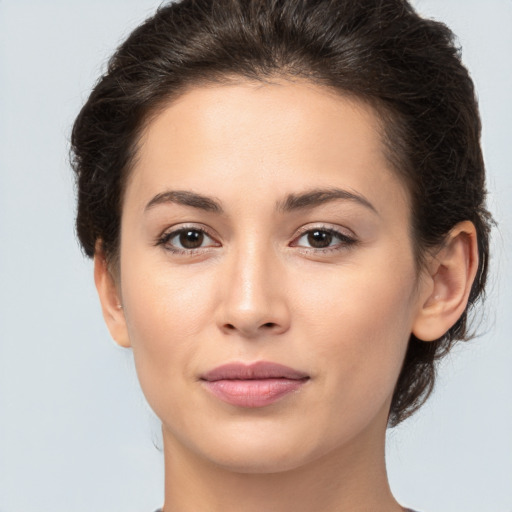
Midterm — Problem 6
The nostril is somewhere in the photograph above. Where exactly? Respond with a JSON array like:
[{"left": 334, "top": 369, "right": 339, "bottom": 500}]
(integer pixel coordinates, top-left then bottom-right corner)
[{"left": 224, "top": 322, "right": 276, "bottom": 331}]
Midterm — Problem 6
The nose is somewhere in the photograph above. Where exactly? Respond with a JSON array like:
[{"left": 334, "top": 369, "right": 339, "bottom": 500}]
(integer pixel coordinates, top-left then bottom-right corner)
[{"left": 215, "top": 243, "right": 291, "bottom": 338}]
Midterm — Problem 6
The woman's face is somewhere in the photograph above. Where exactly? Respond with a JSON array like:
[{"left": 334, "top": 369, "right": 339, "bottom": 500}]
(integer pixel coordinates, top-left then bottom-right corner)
[{"left": 115, "top": 80, "right": 426, "bottom": 472}]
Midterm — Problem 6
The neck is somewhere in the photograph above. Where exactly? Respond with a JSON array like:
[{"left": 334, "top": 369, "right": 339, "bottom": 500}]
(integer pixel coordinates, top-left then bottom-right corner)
[{"left": 161, "top": 408, "right": 403, "bottom": 512}]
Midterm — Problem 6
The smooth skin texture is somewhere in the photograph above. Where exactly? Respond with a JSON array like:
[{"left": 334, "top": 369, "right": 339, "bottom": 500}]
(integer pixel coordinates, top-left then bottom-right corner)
[{"left": 95, "top": 80, "right": 478, "bottom": 512}]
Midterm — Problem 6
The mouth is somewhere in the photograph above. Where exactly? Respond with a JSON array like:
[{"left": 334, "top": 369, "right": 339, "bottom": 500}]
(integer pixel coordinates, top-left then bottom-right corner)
[{"left": 200, "top": 361, "right": 310, "bottom": 408}]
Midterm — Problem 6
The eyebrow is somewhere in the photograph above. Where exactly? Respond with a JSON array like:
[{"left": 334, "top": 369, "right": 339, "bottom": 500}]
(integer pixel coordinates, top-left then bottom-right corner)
[
  {"left": 145, "top": 190, "right": 224, "bottom": 213},
  {"left": 276, "top": 188, "right": 378, "bottom": 215},
  {"left": 144, "top": 187, "right": 377, "bottom": 216}
]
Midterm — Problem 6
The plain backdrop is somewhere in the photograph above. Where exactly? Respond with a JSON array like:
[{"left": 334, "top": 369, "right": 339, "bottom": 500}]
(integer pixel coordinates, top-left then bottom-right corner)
[{"left": 0, "top": 1, "right": 511, "bottom": 511}]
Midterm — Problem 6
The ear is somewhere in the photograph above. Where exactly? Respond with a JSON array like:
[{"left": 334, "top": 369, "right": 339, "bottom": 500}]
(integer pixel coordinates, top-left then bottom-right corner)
[
  {"left": 412, "top": 221, "right": 479, "bottom": 342},
  {"left": 93, "top": 242, "right": 131, "bottom": 348}
]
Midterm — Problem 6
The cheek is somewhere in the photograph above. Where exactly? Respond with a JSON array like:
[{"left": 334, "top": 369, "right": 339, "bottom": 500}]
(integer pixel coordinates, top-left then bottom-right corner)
[
  {"left": 121, "top": 234, "right": 219, "bottom": 334},
  {"left": 294, "top": 257, "right": 417, "bottom": 402},
  {"left": 118, "top": 250, "right": 220, "bottom": 401}
]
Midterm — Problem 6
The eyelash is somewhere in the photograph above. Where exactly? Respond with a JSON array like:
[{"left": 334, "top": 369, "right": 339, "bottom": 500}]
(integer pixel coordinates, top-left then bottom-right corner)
[
  {"left": 155, "top": 225, "right": 220, "bottom": 255},
  {"left": 291, "top": 226, "right": 357, "bottom": 254},
  {"left": 155, "top": 225, "right": 357, "bottom": 256}
]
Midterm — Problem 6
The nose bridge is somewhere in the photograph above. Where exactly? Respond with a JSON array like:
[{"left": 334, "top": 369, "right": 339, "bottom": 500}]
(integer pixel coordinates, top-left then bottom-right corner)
[
  {"left": 218, "top": 235, "right": 289, "bottom": 336},
  {"left": 233, "top": 238, "right": 272, "bottom": 307}
]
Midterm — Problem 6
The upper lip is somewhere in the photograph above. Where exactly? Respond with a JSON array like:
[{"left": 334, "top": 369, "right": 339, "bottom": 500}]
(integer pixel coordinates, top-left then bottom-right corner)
[{"left": 201, "top": 361, "right": 309, "bottom": 381}]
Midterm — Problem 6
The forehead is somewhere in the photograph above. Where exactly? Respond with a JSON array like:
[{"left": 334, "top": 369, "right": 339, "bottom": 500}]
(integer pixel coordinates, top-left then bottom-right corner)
[{"left": 127, "top": 79, "right": 409, "bottom": 218}]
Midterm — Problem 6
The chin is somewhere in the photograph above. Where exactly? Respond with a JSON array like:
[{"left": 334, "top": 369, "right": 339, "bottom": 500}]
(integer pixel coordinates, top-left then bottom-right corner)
[
  {"left": 207, "top": 445, "right": 314, "bottom": 474},
  {"left": 181, "top": 422, "right": 332, "bottom": 475}
]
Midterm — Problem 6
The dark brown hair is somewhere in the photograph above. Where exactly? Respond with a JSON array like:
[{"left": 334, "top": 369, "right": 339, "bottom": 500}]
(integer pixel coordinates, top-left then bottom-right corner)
[{"left": 71, "top": 0, "right": 492, "bottom": 426}]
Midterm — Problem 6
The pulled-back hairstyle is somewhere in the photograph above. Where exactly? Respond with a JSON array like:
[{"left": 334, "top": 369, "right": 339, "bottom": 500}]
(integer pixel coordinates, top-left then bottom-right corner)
[{"left": 71, "top": 0, "right": 492, "bottom": 426}]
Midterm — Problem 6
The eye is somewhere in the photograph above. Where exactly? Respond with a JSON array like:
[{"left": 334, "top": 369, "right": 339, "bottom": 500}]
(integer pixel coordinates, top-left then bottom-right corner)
[
  {"left": 157, "top": 227, "right": 220, "bottom": 253},
  {"left": 293, "top": 227, "right": 356, "bottom": 250}
]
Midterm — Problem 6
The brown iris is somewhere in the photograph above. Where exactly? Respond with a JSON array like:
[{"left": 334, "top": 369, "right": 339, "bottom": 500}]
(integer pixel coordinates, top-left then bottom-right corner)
[
  {"left": 179, "top": 230, "right": 204, "bottom": 249},
  {"left": 307, "top": 230, "right": 333, "bottom": 248}
]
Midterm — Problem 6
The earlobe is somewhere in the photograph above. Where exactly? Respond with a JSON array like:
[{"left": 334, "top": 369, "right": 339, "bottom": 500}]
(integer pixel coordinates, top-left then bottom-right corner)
[
  {"left": 93, "top": 243, "right": 131, "bottom": 348},
  {"left": 412, "top": 221, "right": 479, "bottom": 342}
]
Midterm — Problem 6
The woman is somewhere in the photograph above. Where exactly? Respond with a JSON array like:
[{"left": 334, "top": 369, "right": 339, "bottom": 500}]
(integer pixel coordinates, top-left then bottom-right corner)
[{"left": 70, "top": 1, "right": 492, "bottom": 510}]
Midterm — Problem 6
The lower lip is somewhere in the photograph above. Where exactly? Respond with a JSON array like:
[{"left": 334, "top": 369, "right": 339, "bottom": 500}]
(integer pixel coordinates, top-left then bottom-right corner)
[{"left": 202, "top": 378, "right": 308, "bottom": 408}]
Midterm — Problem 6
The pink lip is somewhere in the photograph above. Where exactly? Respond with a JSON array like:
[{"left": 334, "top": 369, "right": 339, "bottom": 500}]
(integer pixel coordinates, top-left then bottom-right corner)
[{"left": 200, "top": 362, "right": 309, "bottom": 408}]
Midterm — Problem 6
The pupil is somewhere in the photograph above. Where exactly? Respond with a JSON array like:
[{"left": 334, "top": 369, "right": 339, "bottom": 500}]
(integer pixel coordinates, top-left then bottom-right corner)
[
  {"left": 180, "top": 230, "right": 203, "bottom": 249},
  {"left": 307, "top": 230, "right": 332, "bottom": 248}
]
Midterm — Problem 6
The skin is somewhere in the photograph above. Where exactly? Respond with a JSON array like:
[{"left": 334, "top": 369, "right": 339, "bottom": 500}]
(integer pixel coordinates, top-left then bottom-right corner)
[{"left": 95, "top": 80, "right": 478, "bottom": 512}]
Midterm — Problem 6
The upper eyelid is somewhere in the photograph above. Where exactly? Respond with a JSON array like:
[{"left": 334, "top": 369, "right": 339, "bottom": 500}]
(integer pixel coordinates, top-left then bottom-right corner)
[
  {"left": 161, "top": 224, "right": 353, "bottom": 235},
  {"left": 293, "top": 223, "right": 356, "bottom": 239},
  {"left": 161, "top": 223, "right": 217, "bottom": 238}
]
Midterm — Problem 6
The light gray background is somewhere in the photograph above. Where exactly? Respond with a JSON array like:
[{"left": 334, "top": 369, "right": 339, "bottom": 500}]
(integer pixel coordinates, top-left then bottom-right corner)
[{"left": 0, "top": 1, "right": 510, "bottom": 511}]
